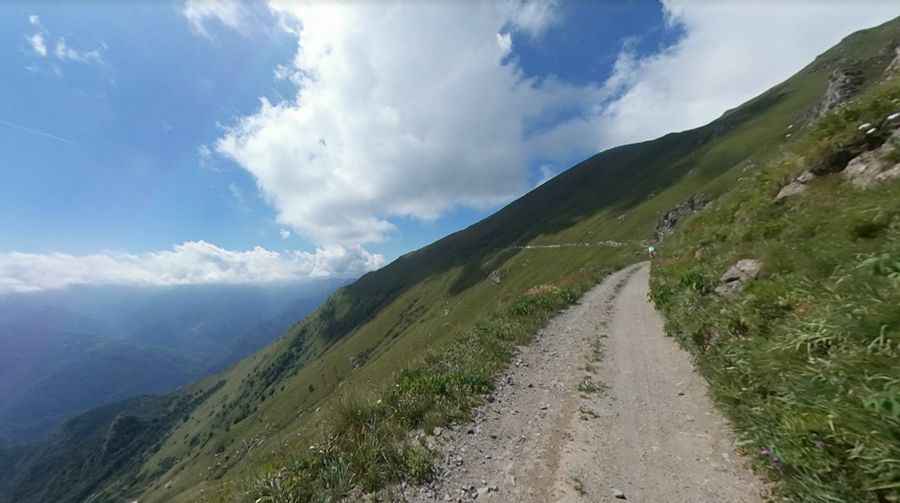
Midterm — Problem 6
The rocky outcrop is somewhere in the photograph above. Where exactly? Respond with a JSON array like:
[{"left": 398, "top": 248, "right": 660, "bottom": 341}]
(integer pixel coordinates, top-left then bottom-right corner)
[
  {"left": 817, "top": 65, "right": 864, "bottom": 118},
  {"left": 714, "top": 259, "right": 762, "bottom": 297},
  {"left": 806, "top": 120, "right": 885, "bottom": 176},
  {"left": 655, "top": 194, "right": 709, "bottom": 242},
  {"left": 883, "top": 46, "right": 900, "bottom": 77},
  {"left": 777, "top": 111, "right": 900, "bottom": 200},
  {"left": 842, "top": 127, "right": 900, "bottom": 188}
]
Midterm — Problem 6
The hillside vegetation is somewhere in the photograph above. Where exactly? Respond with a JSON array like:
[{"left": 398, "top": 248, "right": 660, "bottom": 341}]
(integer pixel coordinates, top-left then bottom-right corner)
[
  {"left": 651, "top": 72, "right": 900, "bottom": 501},
  {"left": 4, "top": 16, "right": 900, "bottom": 503}
]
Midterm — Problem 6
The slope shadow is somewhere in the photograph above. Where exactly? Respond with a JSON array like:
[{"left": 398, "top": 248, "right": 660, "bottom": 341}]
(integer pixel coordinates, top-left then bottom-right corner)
[{"left": 351, "top": 83, "right": 789, "bottom": 307}]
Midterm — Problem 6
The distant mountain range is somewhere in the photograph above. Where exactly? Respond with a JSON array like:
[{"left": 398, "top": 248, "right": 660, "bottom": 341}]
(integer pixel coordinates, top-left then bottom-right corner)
[{"left": 0, "top": 279, "right": 345, "bottom": 443}]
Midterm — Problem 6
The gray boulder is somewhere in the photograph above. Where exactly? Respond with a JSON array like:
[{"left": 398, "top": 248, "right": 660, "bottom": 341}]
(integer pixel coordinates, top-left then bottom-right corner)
[
  {"left": 775, "top": 170, "right": 816, "bottom": 201},
  {"left": 775, "top": 182, "right": 807, "bottom": 201},
  {"left": 842, "top": 128, "right": 900, "bottom": 189},
  {"left": 714, "top": 259, "right": 763, "bottom": 297}
]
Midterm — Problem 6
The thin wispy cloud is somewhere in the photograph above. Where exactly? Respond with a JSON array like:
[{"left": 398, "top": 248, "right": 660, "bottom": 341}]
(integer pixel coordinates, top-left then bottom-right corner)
[
  {"left": 197, "top": 144, "right": 218, "bottom": 171},
  {"left": 54, "top": 37, "right": 103, "bottom": 64},
  {"left": 228, "top": 182, "right": 248, "bottom": 210},
  {"left": 182, "top": 0, "right": 247, "bottom": 38},
  {"left": 0, "top": 118, "right": 75, "bottom": 145},
  {"left": 24, "top": 14, "right": 105, "bottom": 67},
  {"left": 26, "top": 33, "right": 47, "bottom": 56},
  {"left": 534, "top": 165, "right": 559, "bottom": 188}
]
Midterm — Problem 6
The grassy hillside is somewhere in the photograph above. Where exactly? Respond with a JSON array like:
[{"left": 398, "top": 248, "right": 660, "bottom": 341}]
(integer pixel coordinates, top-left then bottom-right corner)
[
  {"left": 6, "top": 16, "right": 900, "bottom": 503},
  {"left": 651, "top": 72, "right": 900, "bottom": 500}
]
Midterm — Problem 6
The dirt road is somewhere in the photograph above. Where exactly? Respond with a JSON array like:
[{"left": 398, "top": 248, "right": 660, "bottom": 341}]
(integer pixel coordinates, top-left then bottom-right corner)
[{"left": 407, "top": 263, "right": 764, "bottom": 502}]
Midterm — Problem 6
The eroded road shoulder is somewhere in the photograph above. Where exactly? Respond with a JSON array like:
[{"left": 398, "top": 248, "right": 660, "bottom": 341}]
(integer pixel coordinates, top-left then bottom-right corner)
[{"left": 407, "top": 263, "right": 763, "bottom": 503}]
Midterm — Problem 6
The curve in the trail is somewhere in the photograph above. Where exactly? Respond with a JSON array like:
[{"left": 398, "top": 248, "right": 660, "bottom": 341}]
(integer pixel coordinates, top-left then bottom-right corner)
[{"left": 408, "top": 263, "right": 763, "bottom": 503}]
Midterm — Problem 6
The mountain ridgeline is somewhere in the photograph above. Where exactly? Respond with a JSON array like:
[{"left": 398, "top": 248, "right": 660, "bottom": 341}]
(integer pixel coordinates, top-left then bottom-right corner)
[{"left": 4, "top": 16, "right": 900, "bottom": 503}]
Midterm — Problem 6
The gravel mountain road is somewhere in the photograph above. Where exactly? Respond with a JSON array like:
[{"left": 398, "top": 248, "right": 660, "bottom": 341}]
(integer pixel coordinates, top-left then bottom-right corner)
[{"left": 407, "top": 262, "right": 764, "bottom": 502}]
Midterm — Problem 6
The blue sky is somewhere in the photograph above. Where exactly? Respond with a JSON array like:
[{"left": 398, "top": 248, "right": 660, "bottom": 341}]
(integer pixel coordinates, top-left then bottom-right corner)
[
  {"left": 0, "top": 1, "right": 896, "bottom": 292},
  {"left": 0, "top": 2, "right": 295, "bottom": 254}
]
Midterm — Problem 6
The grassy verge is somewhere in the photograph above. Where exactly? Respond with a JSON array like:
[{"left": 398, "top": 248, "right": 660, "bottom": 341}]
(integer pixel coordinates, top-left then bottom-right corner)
[
  {"left": 243, "top": 267, "right": 615, "bottom": 502},
  {"left": 650, "top": 80, "right": 900, "bottom": 502}
]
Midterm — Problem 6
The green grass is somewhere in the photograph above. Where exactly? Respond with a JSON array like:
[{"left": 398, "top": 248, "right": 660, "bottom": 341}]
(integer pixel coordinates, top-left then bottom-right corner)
[
  {"left": 571, "top": 476, "right": 587, "bottom": 496},
  {"left": 650, "top": 80, "right": 900, "bottom": 502},
  {"left": 155, "top": 19, "right": 900, "bottom": 501},
  {"left": 225, "top": 49, "right": 857, "bottom": 498},
  {"left": 577, "top": 376, "right": 606, "bottom": 395},
  {"left": 11, "top": 16, "right": 900, "bottom": 503},
  {"left": 241, "top": 270, "right": 611, "bottom": 502}
]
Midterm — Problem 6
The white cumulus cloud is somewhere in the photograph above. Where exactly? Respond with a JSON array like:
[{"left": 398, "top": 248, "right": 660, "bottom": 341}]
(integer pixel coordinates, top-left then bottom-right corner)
[
  {"left": 0, "top": 241, "right": 384, "bottom": 293},
  {"left": 207, "top": 1, "right": 897, "bottom": 249},
  {"left": 216, "top": 1, "right": 606, "bottom": 245},
  {"left": 594, "top": 1, "right": 900, "bottom": 148}
]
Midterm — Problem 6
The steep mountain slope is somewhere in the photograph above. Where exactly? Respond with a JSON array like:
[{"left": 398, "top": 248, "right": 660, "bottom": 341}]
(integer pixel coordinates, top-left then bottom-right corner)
[
  {"left": 651, "top": 63, "right": 900, "bottom": 501},
  {"left": 4, "top": 16, "right": 900, "bottom": 503}
]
